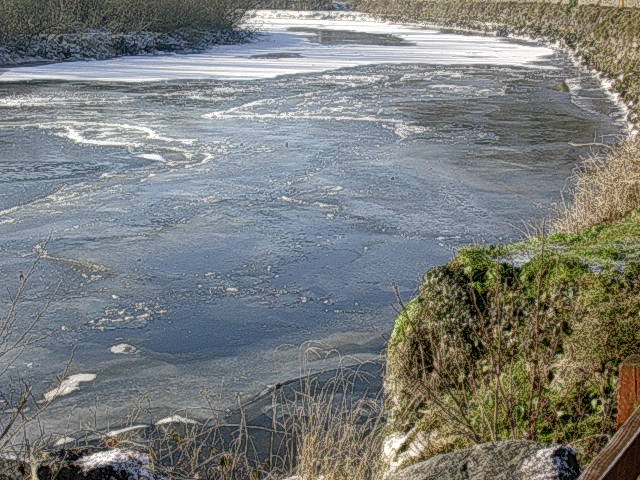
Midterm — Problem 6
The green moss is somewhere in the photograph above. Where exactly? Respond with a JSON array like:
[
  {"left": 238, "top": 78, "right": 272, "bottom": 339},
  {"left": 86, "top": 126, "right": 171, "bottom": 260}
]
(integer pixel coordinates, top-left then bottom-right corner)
[
  {"left": 391, "top": 297, "right": 424, "bottom": 342},
  {"left": 546, "top": 209, "right": 640, "bottom": 263},
  {"left": 453, "top": 245, "right": 515, "bottom": 293},
  {"left": 519, "top": 252, "right": 590, "bottom": 297}
]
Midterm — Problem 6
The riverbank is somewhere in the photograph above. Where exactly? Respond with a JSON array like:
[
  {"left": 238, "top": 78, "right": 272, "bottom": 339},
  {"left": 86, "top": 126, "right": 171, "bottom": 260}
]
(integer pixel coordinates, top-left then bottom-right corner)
[
  {"left": 258, "top": 0, "right": 334, "bottom": 9},
  {"left": 355, "top": 0, "right": 640, "bottom": 472},
  {"left": 0, "top": 28, "right": 254, "bottom": 67},
  {"left": 0, "top": 0, "right": 257, "bottom": 67}
]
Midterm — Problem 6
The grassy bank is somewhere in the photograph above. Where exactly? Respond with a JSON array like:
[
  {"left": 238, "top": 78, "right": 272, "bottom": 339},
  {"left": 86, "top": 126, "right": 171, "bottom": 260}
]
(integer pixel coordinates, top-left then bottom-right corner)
[
  {"left": 387, "top": 202, "right": 640, "bottom": 466},
  {"left": 353, "top": 0, "right": 640, "bottom": 471},
  {"left": 0, "top": 0, "right": 254, "bottom": 39}
]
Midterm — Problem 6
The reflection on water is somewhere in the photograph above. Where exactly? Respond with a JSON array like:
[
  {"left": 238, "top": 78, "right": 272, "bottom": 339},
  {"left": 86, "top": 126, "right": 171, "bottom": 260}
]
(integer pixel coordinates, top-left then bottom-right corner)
[{"left": 288, "top": 27, "right": 415, "bottom": 46}]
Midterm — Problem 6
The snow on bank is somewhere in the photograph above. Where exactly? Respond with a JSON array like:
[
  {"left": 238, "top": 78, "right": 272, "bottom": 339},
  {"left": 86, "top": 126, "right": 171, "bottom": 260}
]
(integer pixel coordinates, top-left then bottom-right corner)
[
  {"left": 0, "top": 10, "right": 554, "bottom": 83},
  {"left": 0, "top": 29, "right": 249, "bottom": 70},
  {"left": 75, "top": 449, "right": 165, "bottom": 479}
]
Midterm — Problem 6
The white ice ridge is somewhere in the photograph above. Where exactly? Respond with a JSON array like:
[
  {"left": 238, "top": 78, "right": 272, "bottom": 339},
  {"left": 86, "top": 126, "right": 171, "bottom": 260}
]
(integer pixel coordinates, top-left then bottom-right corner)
[
  {"left": 155, "top": 415, "right": 200, "bottom": 426},
  {"left": 0, "top": 10, "right": 554, "bottom": 83},
  {"left": 44, "top": 373, "right": 97, "bottom": 402},
  {"left": 106, "top": 425, "right": 148, "bottom": 437}
]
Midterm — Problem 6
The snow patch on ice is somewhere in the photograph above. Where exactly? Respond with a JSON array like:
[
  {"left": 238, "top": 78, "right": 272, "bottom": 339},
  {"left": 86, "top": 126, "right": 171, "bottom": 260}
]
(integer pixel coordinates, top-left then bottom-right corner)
[
  {"left": 0, "top": 93, "right": 132, "bottom": 108},
  {"left": 53, "top": 436, "right": 76, "bottom": 446},
  {"left": 44, "top": 373, "right": 97, "bottom": 402},
  {"left": 324, "top": 185, "right": 344, "bottom": 194},
  {"left": 110, "top": 343, "right": 139, "bottom": 355},
  {"left": 107, "top": 425, "right": 148, "bottom": 437},
  {"left": 137, "top": 153, "right": 166, "bottom": 162},
  {"left": 393, "top": 123, "right": 430, "bottom": 139}
]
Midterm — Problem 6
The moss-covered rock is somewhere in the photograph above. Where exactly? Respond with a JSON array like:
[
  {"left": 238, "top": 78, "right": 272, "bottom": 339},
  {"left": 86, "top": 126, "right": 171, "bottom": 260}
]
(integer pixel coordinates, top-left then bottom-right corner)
[{"left": 385, "top": 210, "right": 640, "bottom": 468}]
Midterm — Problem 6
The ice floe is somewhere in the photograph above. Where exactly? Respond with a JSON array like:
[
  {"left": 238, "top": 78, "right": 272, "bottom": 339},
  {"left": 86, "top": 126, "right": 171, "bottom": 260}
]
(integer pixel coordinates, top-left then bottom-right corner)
[
  {"left": 110, "top": 343, "right": 140, "bottom": 355},
  {"left": 44, "top": 373, "right": 97, "bottom": 402}
]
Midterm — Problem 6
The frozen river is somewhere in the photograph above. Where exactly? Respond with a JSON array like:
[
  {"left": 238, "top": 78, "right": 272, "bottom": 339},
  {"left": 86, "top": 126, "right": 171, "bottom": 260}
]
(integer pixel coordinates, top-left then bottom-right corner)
[{"left": 0, "top": 11, "right": 626, "bottom": 438}]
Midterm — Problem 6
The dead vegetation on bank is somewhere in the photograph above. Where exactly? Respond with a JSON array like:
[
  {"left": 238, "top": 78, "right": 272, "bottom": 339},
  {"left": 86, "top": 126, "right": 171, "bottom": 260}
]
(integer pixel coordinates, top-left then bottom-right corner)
[
  {"left": 147, "top": 365, "right": 385, "bottom": 480},
  {"left": 0, "top": 0, "right": 257, "bottom": 39},
  {"left": 255, "top": 0, "right": 334, "bottom": 9}
]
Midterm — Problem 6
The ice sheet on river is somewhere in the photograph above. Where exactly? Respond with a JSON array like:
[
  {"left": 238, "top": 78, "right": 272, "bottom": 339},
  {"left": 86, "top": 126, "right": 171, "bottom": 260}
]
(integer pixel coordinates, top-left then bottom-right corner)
[
  {"left": 0, "top": 9, "right": 624, "bottom": 438},
  {"left": 0, "top": 10, "right": 554, "bottom": 83}
]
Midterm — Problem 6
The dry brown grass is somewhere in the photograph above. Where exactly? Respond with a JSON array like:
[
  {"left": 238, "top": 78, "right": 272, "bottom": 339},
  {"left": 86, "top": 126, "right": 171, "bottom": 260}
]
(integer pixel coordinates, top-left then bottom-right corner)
[
  {"left": 553, "top": 136, "right": 640, "bottom": 233},
  {"left": 283, "top": 369, "right": 385, "bottom": 480}
]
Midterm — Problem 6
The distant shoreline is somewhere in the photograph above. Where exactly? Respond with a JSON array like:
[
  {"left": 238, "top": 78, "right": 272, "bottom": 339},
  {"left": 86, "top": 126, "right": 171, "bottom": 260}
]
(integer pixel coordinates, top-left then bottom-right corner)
[{"left": 0, "top": 28, "right": 254, "bottom": 70}]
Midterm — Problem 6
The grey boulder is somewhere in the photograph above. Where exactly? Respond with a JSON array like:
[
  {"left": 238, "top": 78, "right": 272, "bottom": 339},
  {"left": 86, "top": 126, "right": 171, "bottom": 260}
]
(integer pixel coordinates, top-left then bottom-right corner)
[{"left": 387, "top": 440, "right": 580, "bottom": 480}]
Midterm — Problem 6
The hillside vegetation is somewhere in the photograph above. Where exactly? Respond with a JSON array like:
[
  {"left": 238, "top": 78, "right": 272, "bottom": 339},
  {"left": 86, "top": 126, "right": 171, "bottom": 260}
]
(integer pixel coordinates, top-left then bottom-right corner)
[
  {"left": 0, "top": 0, "right": 255, "bottom": 39},
  {"left": 354, "top": 0, "right": 640, "bottom": 471}
]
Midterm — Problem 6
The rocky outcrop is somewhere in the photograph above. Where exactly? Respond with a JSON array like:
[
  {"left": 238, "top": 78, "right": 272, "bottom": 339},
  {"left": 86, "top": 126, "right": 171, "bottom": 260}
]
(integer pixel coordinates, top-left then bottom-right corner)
[
  {"left": 0, "top": 28, "right": 252, "bottom": 67},
  {"left": 0, "top": 448, "right": 165, "bottom": 480},
  {"left": 386, "top": 441, "right": 580, "bottom": 480}
]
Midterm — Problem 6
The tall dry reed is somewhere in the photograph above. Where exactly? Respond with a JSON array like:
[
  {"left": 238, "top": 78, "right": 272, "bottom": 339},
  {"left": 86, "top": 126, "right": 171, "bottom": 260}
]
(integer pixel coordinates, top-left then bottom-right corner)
[{"left": 554, "top": 137, "right": 640, "bottom": 233}]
